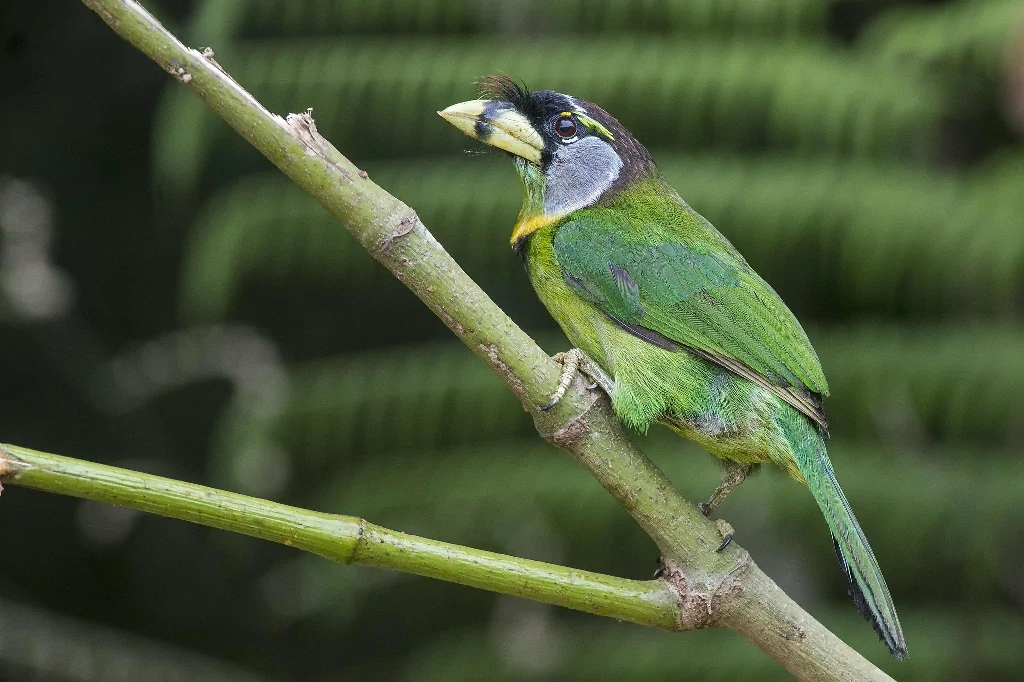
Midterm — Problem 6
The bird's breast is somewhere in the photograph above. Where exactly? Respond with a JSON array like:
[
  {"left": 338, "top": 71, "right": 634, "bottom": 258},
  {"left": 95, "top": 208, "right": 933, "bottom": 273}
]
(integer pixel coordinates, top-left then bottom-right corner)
[{"left": 510, "top": 211, "right": 562, "bottom": 245}]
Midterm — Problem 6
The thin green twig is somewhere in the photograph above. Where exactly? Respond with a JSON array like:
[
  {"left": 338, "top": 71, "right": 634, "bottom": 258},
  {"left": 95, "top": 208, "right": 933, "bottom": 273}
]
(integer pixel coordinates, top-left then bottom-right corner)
[{"left": 1, "top": 444, "right": 678, "bottom": 629}]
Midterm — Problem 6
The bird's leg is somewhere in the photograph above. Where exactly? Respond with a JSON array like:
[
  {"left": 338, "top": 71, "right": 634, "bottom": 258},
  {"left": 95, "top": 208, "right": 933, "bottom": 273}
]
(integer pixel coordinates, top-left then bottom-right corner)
[
  {"left": 699, "top": 461, "right": 757, "bottom": 516},
  {"left": 540, "top": 348, "right": 614, "bottom": 412},
  {"left": 698, "top": 462, "right": 758, "bottom": 552}
]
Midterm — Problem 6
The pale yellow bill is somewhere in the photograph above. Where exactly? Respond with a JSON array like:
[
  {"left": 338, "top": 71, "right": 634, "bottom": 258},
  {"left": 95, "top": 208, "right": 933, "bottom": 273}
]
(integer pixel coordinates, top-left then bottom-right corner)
[{"left": 438, "top": 100, "right": 544, "bottom": 165}]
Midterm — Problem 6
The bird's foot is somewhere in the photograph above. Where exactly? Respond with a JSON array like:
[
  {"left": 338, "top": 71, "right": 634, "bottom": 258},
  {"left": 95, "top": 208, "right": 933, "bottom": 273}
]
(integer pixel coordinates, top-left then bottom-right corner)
[
  {"left": 714, "top": 519, "right": 735, "bottom": 553},
  {"left": 540, "top": 348, "right": 614, "bottom": 412}
]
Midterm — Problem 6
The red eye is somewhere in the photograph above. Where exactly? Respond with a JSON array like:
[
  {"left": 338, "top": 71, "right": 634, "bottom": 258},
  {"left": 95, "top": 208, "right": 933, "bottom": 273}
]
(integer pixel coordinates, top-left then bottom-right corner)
[{"left": 555, "top": 116, "right": 577, "bottom": 138}]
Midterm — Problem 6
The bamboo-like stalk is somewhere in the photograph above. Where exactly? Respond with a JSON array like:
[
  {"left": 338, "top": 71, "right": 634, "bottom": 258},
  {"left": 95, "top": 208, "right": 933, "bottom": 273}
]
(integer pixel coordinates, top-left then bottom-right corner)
[
  {"left": 2, "top": 1, "right": 898, "bottom": 679},
  {"left": 0, "top": 445, "right": 677, "bottom": 629}
]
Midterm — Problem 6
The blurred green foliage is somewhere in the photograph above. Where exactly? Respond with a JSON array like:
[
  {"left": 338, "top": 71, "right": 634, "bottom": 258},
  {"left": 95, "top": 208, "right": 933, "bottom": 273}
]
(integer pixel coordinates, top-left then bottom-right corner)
[{"left": 3, "top": 0, "right": 1024, "bottom": 680}]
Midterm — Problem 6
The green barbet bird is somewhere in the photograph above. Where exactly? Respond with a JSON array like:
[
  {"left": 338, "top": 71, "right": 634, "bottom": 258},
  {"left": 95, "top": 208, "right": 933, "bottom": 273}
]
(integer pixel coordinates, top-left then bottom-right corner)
[{"left": 439, "top": 76, "right": 906, "bottom": 659}]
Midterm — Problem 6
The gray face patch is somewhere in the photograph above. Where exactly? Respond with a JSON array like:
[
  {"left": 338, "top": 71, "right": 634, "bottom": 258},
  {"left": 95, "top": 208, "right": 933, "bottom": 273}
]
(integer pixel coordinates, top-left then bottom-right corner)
[{"left": 543, "top": 136, "right": 623, "bottom": 216}]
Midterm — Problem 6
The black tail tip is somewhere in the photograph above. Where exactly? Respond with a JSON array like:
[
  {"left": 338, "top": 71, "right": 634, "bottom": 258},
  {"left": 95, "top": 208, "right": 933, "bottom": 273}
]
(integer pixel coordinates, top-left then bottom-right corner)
[
  {"left": 833, "top": 536, "right": 908, "bottom": 660},
  {"left": 847, "top": 567, "right": 908, "bottom": 660}
]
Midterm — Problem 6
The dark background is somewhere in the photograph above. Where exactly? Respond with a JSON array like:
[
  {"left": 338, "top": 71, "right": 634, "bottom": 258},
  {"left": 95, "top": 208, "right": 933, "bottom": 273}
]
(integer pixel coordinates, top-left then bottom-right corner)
[{"left": 2, "top": 0, "right": 1023, "bottom": 679}]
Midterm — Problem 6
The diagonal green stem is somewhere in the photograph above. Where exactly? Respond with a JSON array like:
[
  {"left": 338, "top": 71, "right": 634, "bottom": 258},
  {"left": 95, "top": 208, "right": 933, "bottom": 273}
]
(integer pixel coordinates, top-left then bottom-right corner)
[{"left": 1, "top": 444, "right": 677, "bottom": 629}]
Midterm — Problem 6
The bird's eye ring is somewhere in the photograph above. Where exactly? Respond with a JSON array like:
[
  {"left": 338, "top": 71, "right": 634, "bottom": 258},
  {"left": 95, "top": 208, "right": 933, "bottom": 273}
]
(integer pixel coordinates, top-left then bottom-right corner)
[{"left": 555, "top": 116, "right": 577, "bottom": 140}]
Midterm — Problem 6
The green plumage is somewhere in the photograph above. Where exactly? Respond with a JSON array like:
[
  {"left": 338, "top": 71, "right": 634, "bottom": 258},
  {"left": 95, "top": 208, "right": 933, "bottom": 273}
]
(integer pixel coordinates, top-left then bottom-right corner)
[
  {"left": 551, "top": 178, "right": 831, "bottom": 430},
  {"left": 440, "top": 80, "right": 906, "bottom": 658},
  {"left": 522, "top": 174, "right": 906, "bottom": 659}
]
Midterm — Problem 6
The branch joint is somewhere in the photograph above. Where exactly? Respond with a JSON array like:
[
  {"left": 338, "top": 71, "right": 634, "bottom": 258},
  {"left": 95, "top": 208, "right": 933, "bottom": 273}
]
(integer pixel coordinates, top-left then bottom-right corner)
[
  {"left": 285, "top": 111, "right": 352, "bottom": 180},
  {"left": 377, "top": 211, "right": 420, "bottom": 254},
  {"left": 346, "top": 517, "right": 367, "bottom": 565},
  {"left": 660, "top": 550, "right": 753, "bottom": 631},
  {"left": 0, "top": 444, "right": 30, "bottom": 494}
]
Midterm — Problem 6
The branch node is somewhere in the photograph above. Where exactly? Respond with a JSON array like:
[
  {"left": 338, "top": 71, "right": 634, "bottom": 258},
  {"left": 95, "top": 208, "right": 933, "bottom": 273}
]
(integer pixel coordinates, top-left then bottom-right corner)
[
  {"left": 0, "top": 445, "right": 30, "bottom": 495},
  {"left": 347, "top": 517, "right": 368, "bottom": 565},
  {"left": 286, "top": 110, "right": 322, "bottom": 150},
  {"left": 659, "top": 559, "right": 713, "bottom": 631},
  {"left": 782, "top": 625, "right": 808, "bottom": 642},
  {"left": 377, "top": 211, "right": 419, "bottom": 253},
  {"left": 660, "top": 551, "right": 753, "bottom": 631},
  {"left": 286, "top": 111, "right": 352, "bottom": 179},
  {"left": 200, "top": 46, "right": 228, "bottom": 75}
]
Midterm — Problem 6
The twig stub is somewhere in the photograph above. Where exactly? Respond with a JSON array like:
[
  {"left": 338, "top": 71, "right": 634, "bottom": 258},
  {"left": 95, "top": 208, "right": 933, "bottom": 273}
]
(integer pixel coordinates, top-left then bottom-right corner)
[
  {"left": 285, "top": 111, "right": 353, "bottom": 181},
  {"left": 377, "top": 211, "right": 419, "bottom": 254},
  {"left": 0, "top": 444, "right": 25, "bottom": 494},
  {"left": 0, "top": 445, "right": 12, "bottom": 477}
]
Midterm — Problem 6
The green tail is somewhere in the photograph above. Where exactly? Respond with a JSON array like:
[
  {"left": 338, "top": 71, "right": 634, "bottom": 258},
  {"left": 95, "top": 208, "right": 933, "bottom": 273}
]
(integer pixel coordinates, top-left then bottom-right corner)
[{"left": 779, "top": 412, "right": 908, "bottom": 660}]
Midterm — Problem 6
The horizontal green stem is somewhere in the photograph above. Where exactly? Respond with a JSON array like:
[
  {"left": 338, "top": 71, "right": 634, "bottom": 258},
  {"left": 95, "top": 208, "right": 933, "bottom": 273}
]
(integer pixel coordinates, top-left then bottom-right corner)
[{"left": 1, "top": 444, "right": 678, "bottom": 629}]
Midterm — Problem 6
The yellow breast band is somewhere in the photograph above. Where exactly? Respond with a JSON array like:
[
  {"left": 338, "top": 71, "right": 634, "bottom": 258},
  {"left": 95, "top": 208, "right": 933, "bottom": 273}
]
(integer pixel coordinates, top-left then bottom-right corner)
[{"left": 510, "top": 212, "right": 561, "bottom": 244}]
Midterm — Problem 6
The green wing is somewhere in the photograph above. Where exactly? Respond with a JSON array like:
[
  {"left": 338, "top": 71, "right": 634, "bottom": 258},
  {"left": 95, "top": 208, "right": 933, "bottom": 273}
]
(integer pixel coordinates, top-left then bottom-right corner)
[{"left": 553, "top": 207, "right": 830, "bottom": 429}]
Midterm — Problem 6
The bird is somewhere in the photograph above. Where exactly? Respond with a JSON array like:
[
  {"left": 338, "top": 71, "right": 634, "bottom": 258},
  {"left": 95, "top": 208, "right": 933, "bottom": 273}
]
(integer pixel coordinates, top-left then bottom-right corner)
[{"left": 438, "top": 75, "right": 906, "bottom": 660}]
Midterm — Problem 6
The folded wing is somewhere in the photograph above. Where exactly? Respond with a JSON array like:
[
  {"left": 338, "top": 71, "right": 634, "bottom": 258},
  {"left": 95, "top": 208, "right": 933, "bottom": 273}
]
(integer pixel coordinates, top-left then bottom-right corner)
[{"left": 553, "top": 210, "right": 829, "bottom": 430}]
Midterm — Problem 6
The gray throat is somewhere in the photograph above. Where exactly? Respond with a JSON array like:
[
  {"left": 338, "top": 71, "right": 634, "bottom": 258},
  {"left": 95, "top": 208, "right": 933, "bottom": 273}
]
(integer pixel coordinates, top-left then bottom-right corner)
[{"left": 543, "top": 137, "right": 623, "bottom": 216}]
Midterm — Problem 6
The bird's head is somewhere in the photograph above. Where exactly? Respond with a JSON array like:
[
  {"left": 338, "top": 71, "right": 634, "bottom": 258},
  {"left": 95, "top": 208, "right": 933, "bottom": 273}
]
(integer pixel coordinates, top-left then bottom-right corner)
[{"left": 439, "top": 76, "right": 656, "bottom": 243}]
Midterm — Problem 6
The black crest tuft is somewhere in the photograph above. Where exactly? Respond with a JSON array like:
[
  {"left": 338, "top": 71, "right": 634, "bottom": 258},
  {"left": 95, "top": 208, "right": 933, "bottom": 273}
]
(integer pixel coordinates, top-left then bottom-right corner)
[
  {"left": 475, "top": 75, "right": 566, "bottom": 131},
  {"left": 477, "top": 74, "right": 531, "bottom": 109}
]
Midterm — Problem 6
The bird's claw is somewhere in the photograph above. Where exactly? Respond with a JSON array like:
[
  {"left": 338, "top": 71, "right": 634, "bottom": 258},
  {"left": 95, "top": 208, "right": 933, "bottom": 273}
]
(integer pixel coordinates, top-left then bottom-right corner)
[
  {"left": 541, "top": 349, "right": 614, "bottom": 411},
  {"left": 714, "top": 519, "right": 735, "bottom": 553}
]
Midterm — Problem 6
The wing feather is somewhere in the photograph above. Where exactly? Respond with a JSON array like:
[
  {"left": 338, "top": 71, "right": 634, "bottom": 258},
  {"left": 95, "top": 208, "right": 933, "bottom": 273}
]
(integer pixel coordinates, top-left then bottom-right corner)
[{"left": 553, "top": 210, "right": 829, "bottom": 429}]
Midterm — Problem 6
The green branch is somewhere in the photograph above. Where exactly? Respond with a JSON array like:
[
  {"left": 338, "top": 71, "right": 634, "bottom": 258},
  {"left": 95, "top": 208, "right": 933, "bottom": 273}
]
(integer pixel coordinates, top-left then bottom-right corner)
[
  {"left": 2, "top": 1, "right": 898, "bottom": 679},
  {"left": 0, "top": 445, "right": 676, "bottom": 629}
]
